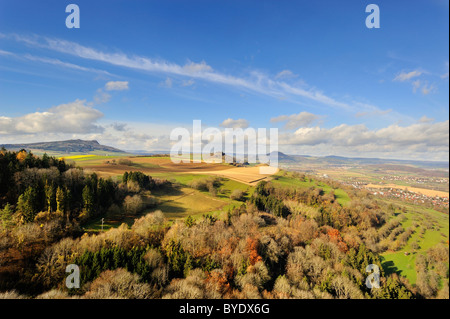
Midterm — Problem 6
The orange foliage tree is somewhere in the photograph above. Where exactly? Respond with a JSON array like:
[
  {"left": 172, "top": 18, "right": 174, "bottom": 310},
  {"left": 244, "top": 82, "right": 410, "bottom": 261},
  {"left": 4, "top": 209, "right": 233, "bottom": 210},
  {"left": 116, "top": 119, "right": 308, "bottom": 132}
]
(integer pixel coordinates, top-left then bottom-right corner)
[{"left": 246, "top": 237, "right": 262, "bottom": 265}]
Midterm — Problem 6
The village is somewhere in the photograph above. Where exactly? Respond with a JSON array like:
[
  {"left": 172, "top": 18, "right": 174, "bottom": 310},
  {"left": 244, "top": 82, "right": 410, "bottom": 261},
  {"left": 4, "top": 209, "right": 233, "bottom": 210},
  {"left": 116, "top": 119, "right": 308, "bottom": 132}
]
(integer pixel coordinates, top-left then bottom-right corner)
[{"left": 379, "top": 175, "right": 448, "bottom": 185}]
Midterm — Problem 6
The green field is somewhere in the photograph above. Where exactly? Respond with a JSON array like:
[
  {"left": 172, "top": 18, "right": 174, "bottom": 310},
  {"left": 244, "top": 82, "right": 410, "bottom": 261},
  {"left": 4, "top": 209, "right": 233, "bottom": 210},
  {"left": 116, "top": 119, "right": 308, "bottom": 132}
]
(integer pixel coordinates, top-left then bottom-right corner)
[
  {"left": 271, "top": 172, "right": 351, "bottom": 205},
  {"left": 83, "top": 175, "right": 251, "bottom": 232},
  {"left": 381, "top": 201, "right": 449, "bottom": 285}
]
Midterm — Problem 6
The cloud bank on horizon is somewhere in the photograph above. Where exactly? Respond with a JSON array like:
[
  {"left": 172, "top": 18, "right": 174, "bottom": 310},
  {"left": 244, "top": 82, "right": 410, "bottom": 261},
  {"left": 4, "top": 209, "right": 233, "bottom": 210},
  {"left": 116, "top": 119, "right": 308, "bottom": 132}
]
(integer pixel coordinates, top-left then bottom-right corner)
[{"left": 0, "top": 1, "right": 448, "bottom": 161}]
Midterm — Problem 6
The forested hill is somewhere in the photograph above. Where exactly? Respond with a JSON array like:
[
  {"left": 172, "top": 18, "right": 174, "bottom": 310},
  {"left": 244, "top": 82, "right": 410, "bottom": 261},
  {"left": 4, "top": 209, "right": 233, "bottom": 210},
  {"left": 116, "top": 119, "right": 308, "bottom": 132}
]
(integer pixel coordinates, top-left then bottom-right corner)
[{"left": 0, "top": 139, "right": 124, "bottom": 154}]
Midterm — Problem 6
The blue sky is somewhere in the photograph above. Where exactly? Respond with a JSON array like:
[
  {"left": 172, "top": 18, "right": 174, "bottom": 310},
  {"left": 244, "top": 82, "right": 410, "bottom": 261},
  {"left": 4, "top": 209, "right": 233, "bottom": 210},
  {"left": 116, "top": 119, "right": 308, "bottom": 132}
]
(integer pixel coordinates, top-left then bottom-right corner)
[{"left": 0, "top": 0, "right": 448, "bottom": 160}]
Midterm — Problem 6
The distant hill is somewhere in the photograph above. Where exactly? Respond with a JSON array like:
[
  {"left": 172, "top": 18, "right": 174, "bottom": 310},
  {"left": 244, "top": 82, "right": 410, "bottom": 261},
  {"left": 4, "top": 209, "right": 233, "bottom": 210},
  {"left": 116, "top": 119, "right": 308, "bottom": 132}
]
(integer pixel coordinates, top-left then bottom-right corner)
[
  {"left": 268, "top": 151, "right": 297, "bottom": 162},
  {"left": 277, "top": 153, "right": 448, "bottom": 170},
  {"left": 1, "top": 139, "right": 125, "bottom": 154}
]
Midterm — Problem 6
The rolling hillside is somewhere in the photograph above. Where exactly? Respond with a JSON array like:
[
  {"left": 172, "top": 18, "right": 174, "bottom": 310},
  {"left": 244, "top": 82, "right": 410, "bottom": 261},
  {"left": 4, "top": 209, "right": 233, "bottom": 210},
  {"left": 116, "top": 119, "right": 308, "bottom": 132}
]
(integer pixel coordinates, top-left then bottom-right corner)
[{"left": 1, "top": 139, "right": 125, "bottom": 155}]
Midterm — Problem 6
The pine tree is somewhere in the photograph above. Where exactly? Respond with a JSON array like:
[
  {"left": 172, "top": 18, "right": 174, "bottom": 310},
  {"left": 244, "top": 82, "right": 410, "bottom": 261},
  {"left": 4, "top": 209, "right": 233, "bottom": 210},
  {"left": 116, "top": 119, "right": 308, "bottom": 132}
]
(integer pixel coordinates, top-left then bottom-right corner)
[
  {"left": 0, "top": 203, "right": 14, "bottom": 228},
  {"left": 82, "top": 185, "right": 94, "bottom": 219},
  {"left": 17, "top": 186, "right": 39, "bottom": 222}
]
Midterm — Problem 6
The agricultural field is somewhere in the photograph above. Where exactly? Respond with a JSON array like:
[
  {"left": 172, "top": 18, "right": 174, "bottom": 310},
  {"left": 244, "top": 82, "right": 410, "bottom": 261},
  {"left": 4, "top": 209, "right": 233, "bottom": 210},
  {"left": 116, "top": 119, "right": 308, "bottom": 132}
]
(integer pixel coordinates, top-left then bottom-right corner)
[
  {"left": 366, "top": 183, "right": 449, "bottom": 198},
  {"left": 380, "top": 200, "right": 449, "bottom": 285},
  {"left": 271, "top": 171, "right": 351, "bottom": 206},
  {"left": 75, "top": 155, "right": 276, "bottom": 186},
  {"left": 77, "top": 155, "right": 257, "bottom": 231},
  {"left": 83, "top": 177, "right": 251, "bottom": 232}
]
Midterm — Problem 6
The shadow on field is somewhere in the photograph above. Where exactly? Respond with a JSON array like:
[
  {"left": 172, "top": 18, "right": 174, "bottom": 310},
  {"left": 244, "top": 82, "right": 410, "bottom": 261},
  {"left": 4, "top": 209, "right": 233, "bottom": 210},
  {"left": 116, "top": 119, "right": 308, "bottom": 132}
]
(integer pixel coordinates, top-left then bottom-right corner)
[{"left": 381, "top": 258, "right": 402, "bottom": 277}]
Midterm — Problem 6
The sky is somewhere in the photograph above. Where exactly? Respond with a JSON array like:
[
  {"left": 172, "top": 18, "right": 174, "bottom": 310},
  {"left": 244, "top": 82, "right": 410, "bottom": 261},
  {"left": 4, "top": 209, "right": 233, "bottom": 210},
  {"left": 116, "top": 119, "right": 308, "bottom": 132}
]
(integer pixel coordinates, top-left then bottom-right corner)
[{"left": 0, "top": 0, "right": 448, "bottom": 161}]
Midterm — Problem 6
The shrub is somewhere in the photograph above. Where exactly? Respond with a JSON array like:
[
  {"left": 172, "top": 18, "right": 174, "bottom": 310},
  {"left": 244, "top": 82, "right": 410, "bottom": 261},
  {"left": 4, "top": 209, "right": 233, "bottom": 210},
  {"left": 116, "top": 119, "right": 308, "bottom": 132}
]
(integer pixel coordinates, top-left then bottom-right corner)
[
  {"left": 118, "top": 159, "right": 133, "bottom": 166},
  {"left": 230, "top": 189, "right": 245, "bottom": 201},
  {"left": 188, "top": 177, "right": 221, "bottom": 193},
  {"left": 0, "top": 290, "right": 26, "bottom": 299},
  {"left": 83, "top": 268, "right": 152, "bottom": 299},
  {"left": 123, "top": 195, "right": 144, "bottom": 216}
]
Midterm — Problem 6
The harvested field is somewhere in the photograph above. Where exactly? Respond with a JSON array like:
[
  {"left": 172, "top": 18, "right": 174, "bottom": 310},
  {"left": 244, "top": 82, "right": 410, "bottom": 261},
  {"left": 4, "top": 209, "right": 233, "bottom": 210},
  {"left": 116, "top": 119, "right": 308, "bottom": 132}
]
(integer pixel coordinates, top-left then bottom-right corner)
[
  {"left": 188, "top": 166, "right": 279, "bottom": 185},
  {"left": 78, "top": 156, "right": 278, "bottom": 185}
]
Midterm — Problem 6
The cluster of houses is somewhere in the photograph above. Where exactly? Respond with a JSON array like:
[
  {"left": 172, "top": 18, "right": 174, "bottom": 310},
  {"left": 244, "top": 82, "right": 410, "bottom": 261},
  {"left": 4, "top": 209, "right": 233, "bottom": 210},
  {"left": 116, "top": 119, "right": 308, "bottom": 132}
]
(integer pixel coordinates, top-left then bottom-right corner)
[
  {"left": 380, "top": 175, "right": 448, "bottom": 185},
  {"left": 366, "top": 186, "right": 449, "bottom": 209}
]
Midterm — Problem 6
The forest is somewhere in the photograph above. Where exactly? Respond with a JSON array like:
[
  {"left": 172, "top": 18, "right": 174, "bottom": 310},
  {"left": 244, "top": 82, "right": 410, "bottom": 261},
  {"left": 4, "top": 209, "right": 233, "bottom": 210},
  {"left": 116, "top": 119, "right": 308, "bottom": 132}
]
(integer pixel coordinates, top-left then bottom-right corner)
[{"left": 0, "top": 149, "right": 448, "bottom": 299}]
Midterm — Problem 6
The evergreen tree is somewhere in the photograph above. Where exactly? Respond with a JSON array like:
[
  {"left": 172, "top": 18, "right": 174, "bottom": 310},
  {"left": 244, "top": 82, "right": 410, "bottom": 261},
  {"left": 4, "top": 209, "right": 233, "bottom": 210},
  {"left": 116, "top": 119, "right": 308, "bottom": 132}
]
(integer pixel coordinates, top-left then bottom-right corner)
[
  {"left": 17, "top": 186, "right": 39, "bottom": 222},
  {"left": 0, "top": 203, "right": 14, "bottom": 228},
  {"left": 82, "top": 185, "right": 95, "bottom": 219}
]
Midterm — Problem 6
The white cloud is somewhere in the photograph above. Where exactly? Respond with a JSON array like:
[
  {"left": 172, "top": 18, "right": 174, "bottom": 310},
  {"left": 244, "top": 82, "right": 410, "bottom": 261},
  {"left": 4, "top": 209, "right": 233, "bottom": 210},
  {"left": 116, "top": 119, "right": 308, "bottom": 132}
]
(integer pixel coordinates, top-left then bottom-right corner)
[
  {"left": 271, "top": 112, "right": 320, "bottom": 130},
  {"left": 183, "top": 60, "right": 213, "bottom": 73},
  {"left": 220, "top": 118, "right": 250, "bottom": 129},
  {"left": 419, "top": 115, "right": 434, "bottom": 123},
  {"left": 278, "top": 119, "right": 449, "bottom": 160},
  {"left": 393, "top": 70, "right": 422, "bottom": 82},
  {"left": 105, "top": 81, "right": 129, "bottom": 91},
  {"left": 0, "top": 100, "right": 104, "bottom": 135},
  {"left": 275, "top": 70, "right": 297, "bottom": 80}
]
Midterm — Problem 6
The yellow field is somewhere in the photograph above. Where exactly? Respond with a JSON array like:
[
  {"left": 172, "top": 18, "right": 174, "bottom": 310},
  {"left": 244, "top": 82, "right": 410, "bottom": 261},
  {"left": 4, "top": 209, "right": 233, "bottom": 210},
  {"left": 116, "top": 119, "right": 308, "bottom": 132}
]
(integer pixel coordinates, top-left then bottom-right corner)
[
  {"left": 59, "top": 154, "right": 96, "bottom": 160},
  {"left": 366, "top": 183, "right": 449, "bottom": 198},
  {"left": 187, "top": 166, "right": 279, "bottom": 186}
]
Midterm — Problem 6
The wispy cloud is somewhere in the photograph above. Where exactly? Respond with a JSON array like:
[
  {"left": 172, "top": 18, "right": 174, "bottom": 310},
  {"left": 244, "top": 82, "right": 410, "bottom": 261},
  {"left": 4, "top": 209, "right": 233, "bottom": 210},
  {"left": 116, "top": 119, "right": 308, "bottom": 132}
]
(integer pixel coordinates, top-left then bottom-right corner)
[
  {"left": 105, "top": 80, "right": 129, "bottom": 91},
  {"left": 0, "top": 46, "right": 113, "bottom": 75},
  {"left": 275, "top": 69, "right": 297, "bottom": 80},
  {"left": 181, "top": 79, "right": 195, "bottom": 87},
  {"left": 393, "top": 69, "right": 438, "bottom": 95},
  {"left": 421, "top": 83, "right": 436, "bottom": 95},
  {"left": 6, "top": 33, "right": 391, "bottom": 114},
  {"left": 220, "top": 118, "right": 250, "bottom": 129},
  {"left": 271, "top": 112, "right": 321, "bottom": 130},
  {"left": 0, "top": 49, "right": 14, "bottom": 56},
  {"left": 355, "top": 108, "right": 392, "bottom": 118},
  {"left": 393, "top": 70, "right": 422, "bottom": 82},
  {"left": 412, "top": 79, "right": 422, "bottom": 93},
  {"left": 93, "top": 89, "right": 111, "bottom": 104},
  {"left": 159, "top": 77, "right": 173, "bottom": 88},
  {"left": 23, "top": 54, "right": 113, "bottom": 75},
  {"left": 441, "top": 61, "right": 449, "bottom": 79}
]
